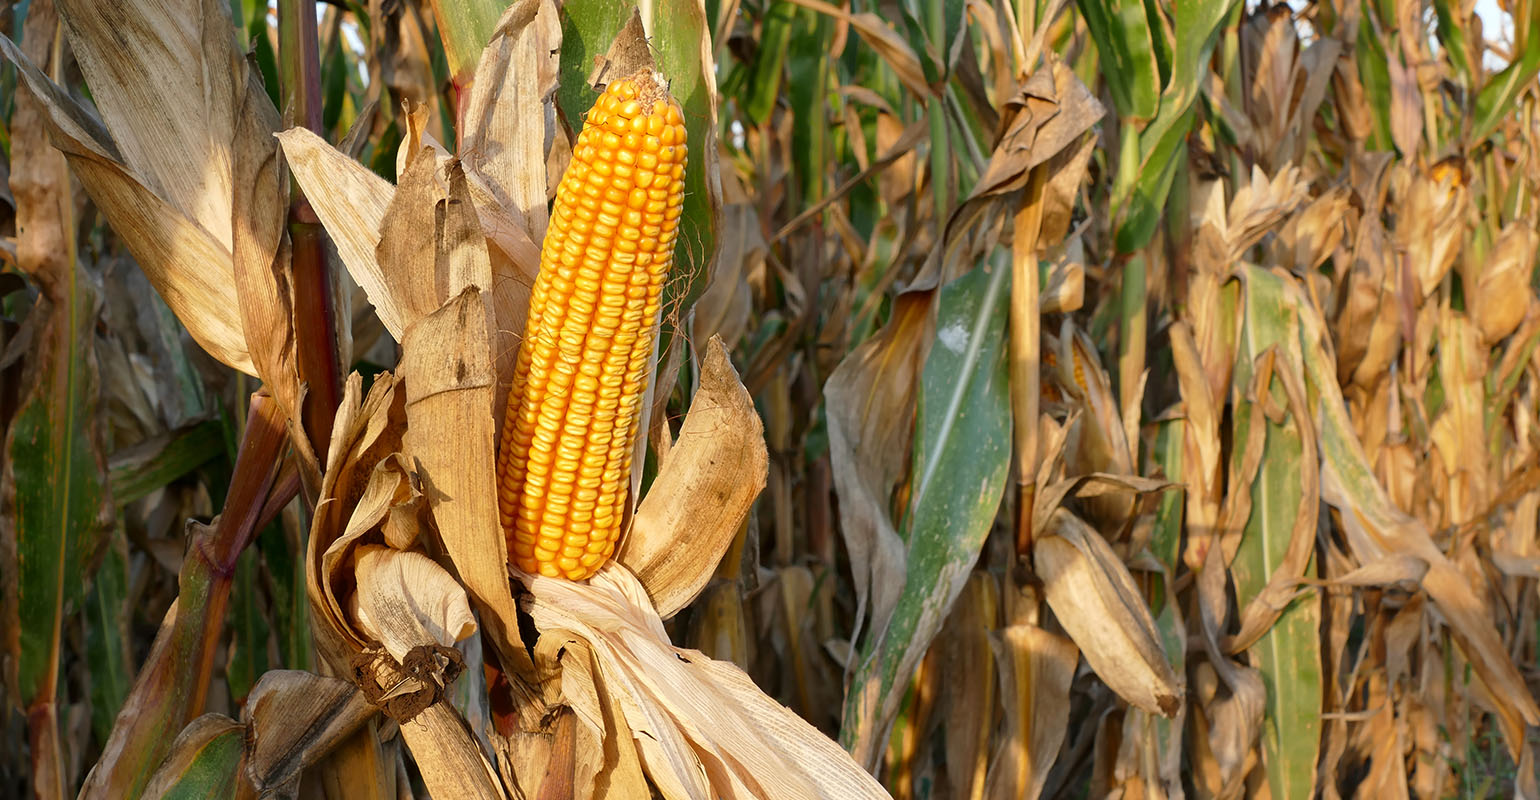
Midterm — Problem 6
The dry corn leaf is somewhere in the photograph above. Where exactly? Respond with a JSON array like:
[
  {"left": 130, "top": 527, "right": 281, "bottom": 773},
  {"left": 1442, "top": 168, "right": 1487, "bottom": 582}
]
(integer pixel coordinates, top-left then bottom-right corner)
[
  {"left": 0, "top": 35, "right": 254, "bottom": 373},
  {"left": 241, "top": 670, "right": 378, "bottom": 795},
  {"left": 616, "top": 337, "right": 768, "bottom": 618},
  {"left": 1305, "top": 552, "right": 1428, "bottom": 588},
  {"left": 54, "top": 0, "right": 275, "bottom": 246},
  {"left": 1428, "top": 311, "right": 1488, "bottom": 527},
  {"left": 688, "top": 582, "right": 753, "bottom": 670},
  {"left": 984, "top": 624, "right": 1078, "bottom": 800},
  {"left": 1171, "top": 320, "right": 1224, "bottom": 569},
  {"left": 1397, "top": 166, "right": 1465, "bottom": 299},
  {"left": 460, "top": 0, "right": 561, "bottom": 250},
  {"left": 379, "top": 146, "right": 458, "bottom": 326},
  {"left": 7, "top": 0, "right": 293, "bottom": 379},
  {"left": 1194, "top": 544, "right": 1266, "bottom": 794},
  {"left": 1385, "top": 48, "right": 1423, "bottom": 157},
  {"left": 693, "top": 173, "right": 761, "bottom": 348},
  {"left": 527, "top": 565, "right": 891, "bottom": 800},
  {"left": 938, "top": 573, "right": 998, "bottom": 800},
  {"left": 459, "top": 0, "right": 561, "bottom": 413},
  {"left": 824, "top": 291, "right": 932, "bottom": 644},
  {"left": 556, "top": 639, "right": 652, "bottom": 799},
  {"left": 1035, "top": 509, "right": 1180, "bottom": 716}
]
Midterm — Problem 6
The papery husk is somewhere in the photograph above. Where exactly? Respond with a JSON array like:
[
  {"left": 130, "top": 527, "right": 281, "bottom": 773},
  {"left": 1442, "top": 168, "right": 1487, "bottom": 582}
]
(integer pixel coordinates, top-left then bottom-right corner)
[
  {"left": 616, "top": 337, "right": 768, "bottom": 618},
  {"left": 526, "top": 565, "right": 891, "bottom": 800},
  {"left": 1035, "top": 509, "right": 1181, "bottom": 716}
]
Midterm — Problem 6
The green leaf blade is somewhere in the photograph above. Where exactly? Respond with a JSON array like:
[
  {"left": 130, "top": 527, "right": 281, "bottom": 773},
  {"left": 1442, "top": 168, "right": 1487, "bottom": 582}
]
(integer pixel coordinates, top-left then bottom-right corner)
[{"left": 840, "top": 258, "right": 1012, "bottom": 766}]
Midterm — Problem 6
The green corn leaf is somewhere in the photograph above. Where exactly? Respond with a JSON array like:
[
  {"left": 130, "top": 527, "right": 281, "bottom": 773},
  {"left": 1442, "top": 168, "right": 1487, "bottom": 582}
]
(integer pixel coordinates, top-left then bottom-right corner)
[
  {"left": 147, "top": 717, "right": 247, "bottom": 800},
  {"left": 1232, "top": 269, "right": 1322, "bottom": 800},
  {"left": 840, "top": 255, "right": 1012, "bottom": 768},
  {"left": 1432, "top": 0, "right": 1473, "bottom": 83},
  {"left": 1472, "top": 3, "right": 1540, "bottom": 143},
  {"left": 226, "top": 547, "right": 272, "bottom": 706},
  {"left": 2, "top": 279, "right": 112, "bottom": 740},
  {"left": 428, "top": 0, "right": 510, "bottom": 89},
  {"left": 1112, "top": 0, "right": 1235, "bottom": 252},
  {"left": 649, "top": 0, "right": 723, "bottom": 311},
  {"left": 1073, "top": 0, "right": 1161, "bottom": 123},
  {"left": 1353, "top": 13, "right": 1394, "bottom": 151},
  {"left": 745, "top": 1, "right": 797, "bottom": 125},
  {"left": 559, "top": 0, "right": 721, "bottom": 312},
  {"left": 86, "top": 532, "right": 132, "bottom": 744}
]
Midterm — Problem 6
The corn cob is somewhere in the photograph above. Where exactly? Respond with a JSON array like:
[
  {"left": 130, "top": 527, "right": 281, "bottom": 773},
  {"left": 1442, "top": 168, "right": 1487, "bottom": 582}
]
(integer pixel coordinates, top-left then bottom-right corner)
[{"left": 497, "top": 72, "right": 687, "bottom": 580}]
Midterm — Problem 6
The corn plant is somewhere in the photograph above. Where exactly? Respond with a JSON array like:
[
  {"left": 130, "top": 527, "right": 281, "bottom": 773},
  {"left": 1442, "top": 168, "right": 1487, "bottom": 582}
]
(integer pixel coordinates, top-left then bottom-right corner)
[{"left": 2, "top": 0, "right": 1539, "bottom": 797}]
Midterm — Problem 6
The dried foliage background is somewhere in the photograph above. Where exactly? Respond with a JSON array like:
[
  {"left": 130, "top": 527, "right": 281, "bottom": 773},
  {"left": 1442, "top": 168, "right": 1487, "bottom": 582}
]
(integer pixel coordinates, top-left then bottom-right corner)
[{"left": 2, "top": 0, "right": 1540, "bottom": 797}]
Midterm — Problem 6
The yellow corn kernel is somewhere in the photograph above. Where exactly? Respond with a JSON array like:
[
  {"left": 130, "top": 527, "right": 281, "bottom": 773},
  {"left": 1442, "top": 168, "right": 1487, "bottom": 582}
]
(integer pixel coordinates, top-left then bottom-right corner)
[{"left": 496, "top": 71, "right": 688, "bottom": 581}]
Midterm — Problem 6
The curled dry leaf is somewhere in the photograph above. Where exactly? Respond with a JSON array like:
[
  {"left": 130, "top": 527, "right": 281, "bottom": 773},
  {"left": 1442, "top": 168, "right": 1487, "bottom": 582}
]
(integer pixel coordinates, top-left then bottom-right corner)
[
  {"left": 616, "top": 336, "right": 768, "bottom": 618},
  {"left": 824, "top": 291, "right": 932, "bottom": 643},
  {"left": 307, "top": 372, "right": 408, "bottom": 671},
  {"left": 305, "top": 371, "right": 508, "bottom": 800},
  {"left": 1035, "top": 509, "right": 1181, "bottom": 716},
  {"left": 352, "top": 546, "right": 479, "bottom": 663},
  {"left": 1046, "top": 322, "right": 1135, "bottom": 523},
  {"left": 1221, "top": 164, "right": 1309, "bottom": 261},
  {"left": 967, "top": 62, "right": 1104, "bottom": 203},
  {"left": 0, "top": 35, "right": 255, "bottom": 373},
  {"left": 527, "top": 565, "right": 892, "bottom": 800},
  {"left": 242, "top": 670, "right": 378, "bottom": 795},
  {"left": 1038, "top": 254, "right": 1084, "bottom": 314}
]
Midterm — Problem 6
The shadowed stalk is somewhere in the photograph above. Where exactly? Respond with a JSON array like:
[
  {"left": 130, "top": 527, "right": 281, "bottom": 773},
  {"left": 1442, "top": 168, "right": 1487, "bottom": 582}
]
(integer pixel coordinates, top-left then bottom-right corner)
[
  {"left": 81, "top": 395, "right": 297, "bottom": 800},
  {"left": 1010, "top": 165, "right": 1047, "bottom": 562},
  {"left": 279, "top": 0, "right": 342, "bottom": 456},
  {"left": 1117, "top": 250, "right": 1146, "bottom": 418}
]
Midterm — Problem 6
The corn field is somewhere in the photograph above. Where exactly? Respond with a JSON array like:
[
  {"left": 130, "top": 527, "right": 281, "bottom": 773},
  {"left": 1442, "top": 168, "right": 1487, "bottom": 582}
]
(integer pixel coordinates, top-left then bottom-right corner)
[{"left": 1, "top": 0, "right": 1539, "bottom": 796}]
